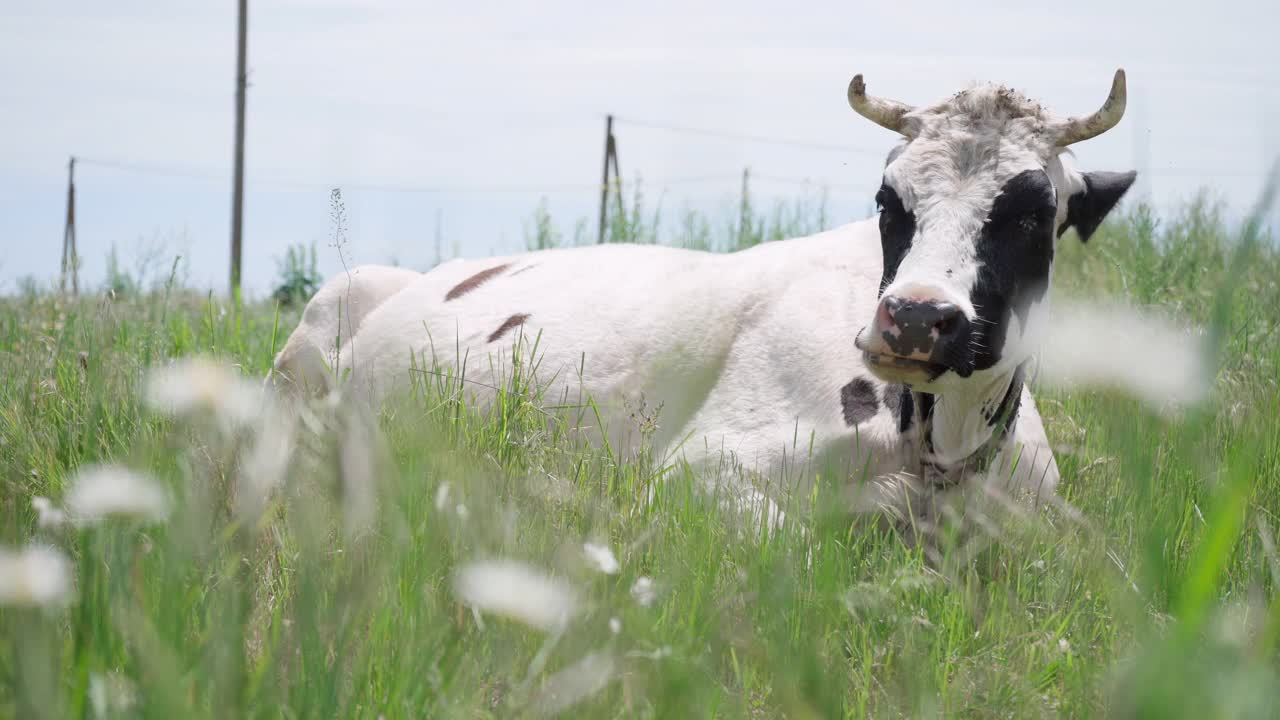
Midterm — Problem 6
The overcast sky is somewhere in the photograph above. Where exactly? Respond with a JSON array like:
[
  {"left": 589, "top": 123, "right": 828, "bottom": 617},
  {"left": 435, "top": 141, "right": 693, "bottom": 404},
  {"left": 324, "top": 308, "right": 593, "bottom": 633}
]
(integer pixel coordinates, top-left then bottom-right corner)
[{"left": 2, "top": 0, "right": 1276, "bottom": 294}]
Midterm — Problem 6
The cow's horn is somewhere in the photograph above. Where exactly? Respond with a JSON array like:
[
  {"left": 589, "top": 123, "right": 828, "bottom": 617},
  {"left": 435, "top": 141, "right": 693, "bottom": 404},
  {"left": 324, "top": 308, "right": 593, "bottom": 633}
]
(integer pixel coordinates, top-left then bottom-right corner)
[
  {"left": 1053, "top": 69, "right": 1128, "bottom": 147},
  {"left": 848, "top": 74, "right": 914, "bottom": 135}
]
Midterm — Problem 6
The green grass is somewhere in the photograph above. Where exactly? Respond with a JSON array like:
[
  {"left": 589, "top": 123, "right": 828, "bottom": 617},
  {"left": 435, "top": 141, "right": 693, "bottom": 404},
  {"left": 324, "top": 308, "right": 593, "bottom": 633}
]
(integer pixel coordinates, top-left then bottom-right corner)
[{"left": 2, "top": 196, "right": 1280, "bottom": 718}]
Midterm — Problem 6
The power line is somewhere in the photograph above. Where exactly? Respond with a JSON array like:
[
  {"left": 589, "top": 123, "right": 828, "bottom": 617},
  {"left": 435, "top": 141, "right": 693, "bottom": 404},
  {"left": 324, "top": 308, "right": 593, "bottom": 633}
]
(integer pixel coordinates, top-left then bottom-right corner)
[
  {"left": 752, "top": 173, "right": 876, "bottom": 194},
  {"left": 75, "top": 153, "right": 1262, "bottom": 200},
  {"left": 1143, "top": 166, "right": 1275, "bottom": 178},
  {"left": 75, "top": 157, "right": 752, "bottom": 194},
  {"left": 613, "top": 116, "right": 1274, "bottom": 179},
  {"left": 613, "top": 116, "right": 885, "bottom": 157}
]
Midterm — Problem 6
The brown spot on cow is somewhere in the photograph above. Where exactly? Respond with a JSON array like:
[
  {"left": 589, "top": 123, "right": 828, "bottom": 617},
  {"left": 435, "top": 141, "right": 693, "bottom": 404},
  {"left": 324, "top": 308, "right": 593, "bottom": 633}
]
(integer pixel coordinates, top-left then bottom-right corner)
[
  {"left": 487, "top": 313, "right": 531, "bottom": 344},
  {"left": 445, "top": 263, "right": 512, "bottom": 302}
]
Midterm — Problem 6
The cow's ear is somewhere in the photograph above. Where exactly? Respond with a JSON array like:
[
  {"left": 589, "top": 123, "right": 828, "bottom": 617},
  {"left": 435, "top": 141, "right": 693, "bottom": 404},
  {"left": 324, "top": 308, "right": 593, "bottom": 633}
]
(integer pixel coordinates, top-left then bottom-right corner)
[{"left": 1057, "top": 170, "right": 1137, "bottom": 242}]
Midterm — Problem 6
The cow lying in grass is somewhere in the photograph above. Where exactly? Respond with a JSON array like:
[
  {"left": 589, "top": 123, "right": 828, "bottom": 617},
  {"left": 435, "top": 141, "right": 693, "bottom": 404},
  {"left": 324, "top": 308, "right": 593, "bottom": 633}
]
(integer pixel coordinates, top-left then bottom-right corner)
[{"left": 272, "top": 71, "right": 1137, "bottom": 531}]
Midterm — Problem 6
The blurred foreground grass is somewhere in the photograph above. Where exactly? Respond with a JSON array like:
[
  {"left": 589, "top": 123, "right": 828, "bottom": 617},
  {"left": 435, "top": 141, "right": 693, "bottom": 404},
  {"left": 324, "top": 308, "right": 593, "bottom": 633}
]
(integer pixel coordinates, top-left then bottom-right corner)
[{"left": 2, "top": 198, "right": 1280, "bottom": 718}]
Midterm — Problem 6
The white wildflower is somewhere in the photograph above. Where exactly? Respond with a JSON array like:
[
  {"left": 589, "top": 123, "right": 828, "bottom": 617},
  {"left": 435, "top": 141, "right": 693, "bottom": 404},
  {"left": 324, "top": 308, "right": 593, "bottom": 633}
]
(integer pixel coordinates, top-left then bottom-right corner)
[
  {"left": 65, "top": 465, "right": 168, "bottom": 525},
  {"left": 88, "top": 671, "right": 137, "bottom": 718},
  {"left": 626, "top": 645, "right": 672, "bottom": 661},
  {"left": 530, "top": 651, "right": 616, "bottom": 717},
  {"left": 32, "top": 496, "right": 66, "bottom": 530},
  {"left": 1211, "top": 602, "right": 1256, "bottom": 648},
  {"left": 609, "top": 617, "right": 622, "bottom": 635},
  {"left": 583, "top": 542, "right": 620, "bottom": 575},
  {"left": 455, "top": 503, "right": 469, "bottom": 521},
  {"left": 453, "top": 560, "right": 578, "bottom": 631},
  {"left": 0, "top": 545, "right": 73, "bottom": 607},
  {"left": 145, "top": 357, "right": 262, "bottom": 426},
  {"left": 1032, "top": 299, "right": 1209, "bottom": 409},
  {"left": 237, "top": 401, "right": 295, "bottom": 522},
  {"left": 630, "top": 576, "right": 656, "bottom": 607},
  {"left": 1058, "top": 637, "right": 1071, "bottom": 653},
  {"left": 338, "top": 408, "right": 379, "bottom": 537},
  {"left": 324, "top": 388, "right": 343, "bottom": 409},
  {"left": 434, "top": 482, "right": 451, "bottom": 512}
]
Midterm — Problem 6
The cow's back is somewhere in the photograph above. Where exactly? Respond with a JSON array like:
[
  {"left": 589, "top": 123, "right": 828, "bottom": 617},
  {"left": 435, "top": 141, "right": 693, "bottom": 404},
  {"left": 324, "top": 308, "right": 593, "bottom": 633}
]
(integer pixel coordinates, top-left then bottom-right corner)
[{"left": 341, "top": 224, "right": 885, "bottom": 447}]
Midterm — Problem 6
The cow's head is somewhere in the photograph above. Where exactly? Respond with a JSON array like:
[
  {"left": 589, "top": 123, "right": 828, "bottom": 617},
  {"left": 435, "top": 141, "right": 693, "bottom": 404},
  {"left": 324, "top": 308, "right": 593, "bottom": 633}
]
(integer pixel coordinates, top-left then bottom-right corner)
[{"left": 852, "top": 70, "right": 1136, "bottom": 391}]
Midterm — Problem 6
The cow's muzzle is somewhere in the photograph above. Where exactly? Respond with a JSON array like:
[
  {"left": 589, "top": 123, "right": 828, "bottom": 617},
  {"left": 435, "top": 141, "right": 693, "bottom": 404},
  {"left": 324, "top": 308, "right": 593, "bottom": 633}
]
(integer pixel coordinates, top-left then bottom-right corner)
[{"left": 856, "top": 294, "right": 975, "bottom": 383}]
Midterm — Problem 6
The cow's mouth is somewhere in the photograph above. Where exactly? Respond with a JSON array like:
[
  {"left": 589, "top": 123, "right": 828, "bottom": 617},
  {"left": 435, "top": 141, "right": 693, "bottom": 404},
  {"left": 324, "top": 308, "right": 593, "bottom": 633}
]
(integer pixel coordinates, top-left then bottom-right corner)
[{"left": 854, "top": 332, "right": 948, "bottom": 384}]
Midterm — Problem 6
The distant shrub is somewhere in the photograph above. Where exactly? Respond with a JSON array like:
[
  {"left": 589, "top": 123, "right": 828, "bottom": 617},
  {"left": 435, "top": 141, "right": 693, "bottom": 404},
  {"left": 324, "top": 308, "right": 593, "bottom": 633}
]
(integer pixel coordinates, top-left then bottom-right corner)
[
  {"left": 524, "top": 199, "right": 562, "bottom": 251},
  {"left": 526, "top": 170, "right": 833, "bottom": 253},
  {"left": 103, "top": 244, "right": 138, "bottom": 297},
  {"left": 272, "top": 242, "right": 321, "bottom": 307}
]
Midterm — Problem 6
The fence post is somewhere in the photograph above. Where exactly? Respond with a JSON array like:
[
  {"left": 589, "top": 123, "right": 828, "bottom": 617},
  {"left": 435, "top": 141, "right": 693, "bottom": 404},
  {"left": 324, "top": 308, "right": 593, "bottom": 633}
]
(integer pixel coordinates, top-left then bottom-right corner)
[
  {"left": 60, "top": 156, "right": 78, "bottom": 295},
  {"left": 229, "top": 0, "right": 248, "bottom": 296},
  {"left": 597, "top": 115, "right": 614, "bottom": 244},
  {"left": 610, "top": 131, "right": 623, "bottom": 227}
]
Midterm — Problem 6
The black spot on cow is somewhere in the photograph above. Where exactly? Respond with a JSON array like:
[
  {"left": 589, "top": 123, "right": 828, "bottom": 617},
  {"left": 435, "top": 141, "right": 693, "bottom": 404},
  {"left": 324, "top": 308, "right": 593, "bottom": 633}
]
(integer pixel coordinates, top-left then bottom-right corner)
[
  {"left": 968, "top": 169, "right": 1057, "bottom": 372},
  {"left": 882, "top": 384, "right": 914, "bottom": 433},
  {"left": 1058, "top": 170, "right": 1138, "bottom": 243},
  {"left": 875, "top": 183, "right": 916, "bottom": 297},
  {"left": 986, "top": 363, "right": 1026, "bottom": 429},
  {"left": 487, "top": 313, "right": 530, "bottom": 343},
  {"left": 840, "top": 378, "right": 880, "bottom": 426},
  {"left": 882, "top": 384, "right": 901, "bottom": 414},
  {"left": 446, "top": 263, "right": 512, "bottom": 302},
  {"left": 917, "top": 392, "right": 935, "bottom": 424}
]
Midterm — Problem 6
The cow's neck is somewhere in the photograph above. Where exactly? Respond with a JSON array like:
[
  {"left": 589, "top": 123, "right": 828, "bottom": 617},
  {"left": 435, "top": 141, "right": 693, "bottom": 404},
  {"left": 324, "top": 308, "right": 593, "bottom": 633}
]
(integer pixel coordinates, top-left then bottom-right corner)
[{"left": 910, "top": 362, "right": 1026, "bottom": 487}]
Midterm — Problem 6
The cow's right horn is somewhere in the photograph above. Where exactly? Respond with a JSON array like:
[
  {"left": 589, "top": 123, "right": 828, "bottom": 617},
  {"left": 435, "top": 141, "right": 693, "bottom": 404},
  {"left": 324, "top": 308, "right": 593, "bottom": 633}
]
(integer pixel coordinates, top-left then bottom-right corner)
[{"left": 848, "top": 74, "right": 915, "bottom": 135}]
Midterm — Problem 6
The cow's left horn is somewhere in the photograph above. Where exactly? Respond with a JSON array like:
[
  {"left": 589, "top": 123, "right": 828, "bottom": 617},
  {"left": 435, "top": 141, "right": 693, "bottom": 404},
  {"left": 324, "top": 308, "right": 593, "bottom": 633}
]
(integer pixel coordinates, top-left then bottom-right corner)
[
  {"left": 1053, "top": 69, "right": 1128, "bottom": 147},
  {"left": 848, "top": 74, "right": 915, "bottom": 134}
]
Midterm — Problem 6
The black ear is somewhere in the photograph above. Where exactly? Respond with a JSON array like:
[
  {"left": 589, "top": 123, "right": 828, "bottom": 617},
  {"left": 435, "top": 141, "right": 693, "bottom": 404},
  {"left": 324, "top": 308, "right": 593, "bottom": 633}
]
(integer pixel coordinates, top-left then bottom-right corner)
[{"left": 1057, "top": 170, "right": 1137, "bottom": 242}]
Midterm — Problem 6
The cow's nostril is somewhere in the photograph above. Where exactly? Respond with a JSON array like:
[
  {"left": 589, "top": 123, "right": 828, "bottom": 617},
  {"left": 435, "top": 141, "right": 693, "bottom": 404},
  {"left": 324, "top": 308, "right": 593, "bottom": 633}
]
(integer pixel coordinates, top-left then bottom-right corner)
[
  {"left": 877, "top": 301, "right": 897, "bottom": 330},
  {"left": 932, "top": 304, "right": 962, "bottom": 336}
]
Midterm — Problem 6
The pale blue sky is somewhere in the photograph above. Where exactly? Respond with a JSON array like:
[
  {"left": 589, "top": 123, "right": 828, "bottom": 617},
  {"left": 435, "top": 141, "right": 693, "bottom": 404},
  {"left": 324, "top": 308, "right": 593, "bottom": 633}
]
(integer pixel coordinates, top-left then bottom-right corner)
[{"left": 2, "top": 1, "right": 1276, "bottom": 294}]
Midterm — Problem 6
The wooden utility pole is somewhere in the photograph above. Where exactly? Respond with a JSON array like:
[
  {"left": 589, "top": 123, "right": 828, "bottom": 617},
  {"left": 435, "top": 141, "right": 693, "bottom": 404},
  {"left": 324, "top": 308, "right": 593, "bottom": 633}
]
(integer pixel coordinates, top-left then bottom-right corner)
[
  {"left": 612, "top": 140, "right": 624, "bottom": 223},
  {"left": 596, "top": 115, "right": 622, "bottom": 243},
  {"left": 60, "top": 156, "right": 78, "bottom": 295},
  {"left": 229, "top": 0, "right": 248, "bottom": 296}
]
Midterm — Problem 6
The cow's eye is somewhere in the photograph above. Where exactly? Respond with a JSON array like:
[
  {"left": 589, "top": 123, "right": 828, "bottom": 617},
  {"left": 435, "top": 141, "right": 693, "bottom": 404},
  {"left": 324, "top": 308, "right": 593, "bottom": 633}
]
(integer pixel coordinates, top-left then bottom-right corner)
[
  {"left": 1020, "top": 207, "right": 1055, "bottom": 232},
  {"left": 876, "top": 185, "right": 907, "bottom": 217}
]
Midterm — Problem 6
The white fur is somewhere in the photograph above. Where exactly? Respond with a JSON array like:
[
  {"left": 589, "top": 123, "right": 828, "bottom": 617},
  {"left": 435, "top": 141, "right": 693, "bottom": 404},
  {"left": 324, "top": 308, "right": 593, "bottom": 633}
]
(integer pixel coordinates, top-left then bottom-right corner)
[
  {"left": 880, "top": 84, "right": 1083, "bottom": 379},
  {"left": 269, "top": 264, "right": 424, "bottom": 394},
  {"left": 282, "top": 225, "right": 1057, "bottom": 527},
  {"left": 855, "top": 83, "right": 1093, "bottom": 477},
  {"left": 272, "top": 81, "right": 1102, "bottom": 530}
]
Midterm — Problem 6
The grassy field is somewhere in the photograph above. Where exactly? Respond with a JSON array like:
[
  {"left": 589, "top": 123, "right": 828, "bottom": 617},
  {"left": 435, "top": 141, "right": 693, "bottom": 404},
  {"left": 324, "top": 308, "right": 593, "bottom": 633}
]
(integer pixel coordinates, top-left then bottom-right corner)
[{"left": 3, "top": 195, "right": 1280, "bottom": 718}]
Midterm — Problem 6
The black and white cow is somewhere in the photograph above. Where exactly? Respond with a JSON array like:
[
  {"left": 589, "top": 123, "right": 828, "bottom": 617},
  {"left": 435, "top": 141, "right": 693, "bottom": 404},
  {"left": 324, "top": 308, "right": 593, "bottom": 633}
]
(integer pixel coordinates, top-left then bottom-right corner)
[{"left": 272, "top": 70, "right": 1137, "bottom": 528}]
